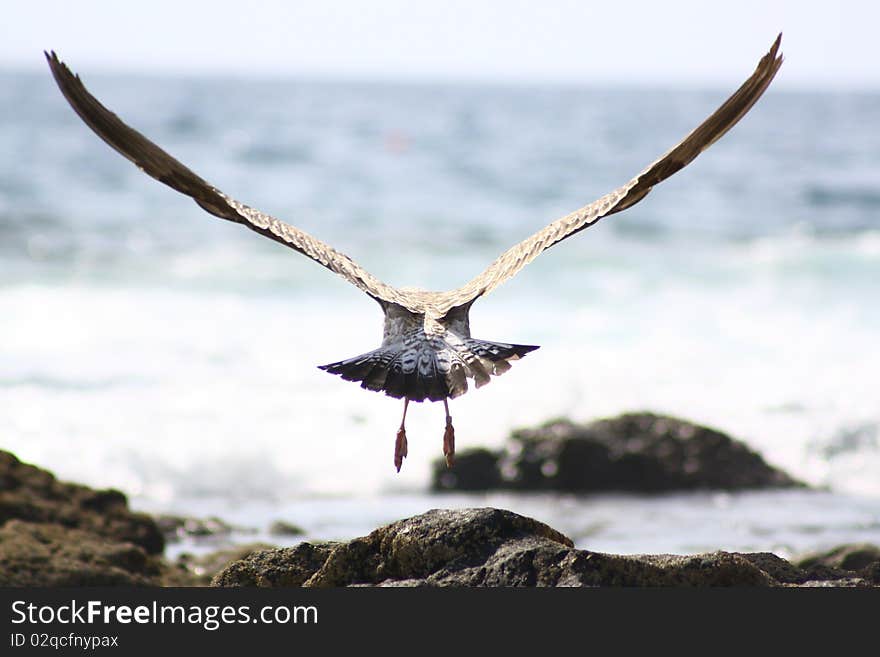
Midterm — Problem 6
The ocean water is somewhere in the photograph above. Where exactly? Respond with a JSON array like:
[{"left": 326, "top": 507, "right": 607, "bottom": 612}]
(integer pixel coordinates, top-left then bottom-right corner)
[{"left": 1, "top": 69, "right": 879, "bottom": 557}]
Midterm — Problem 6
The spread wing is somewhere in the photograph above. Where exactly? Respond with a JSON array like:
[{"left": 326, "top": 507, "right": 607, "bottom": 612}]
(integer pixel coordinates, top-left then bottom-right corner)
[
  {"left": 440, "top": 34, "right": 783, "bottom": 312},
  {"left": 45, "top": 51, "right": 412, "bottom": 309}
]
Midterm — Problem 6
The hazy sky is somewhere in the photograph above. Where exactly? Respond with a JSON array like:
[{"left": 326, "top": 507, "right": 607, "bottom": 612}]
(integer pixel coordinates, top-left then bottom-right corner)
[{"left": 3, "top": 0, "right": 879, "bottom": 88}]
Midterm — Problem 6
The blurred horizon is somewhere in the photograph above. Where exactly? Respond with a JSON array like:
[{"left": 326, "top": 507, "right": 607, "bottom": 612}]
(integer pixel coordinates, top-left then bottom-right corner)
[
  {"left": 3, "top": 1, "right": 880, "bottom": 90},
  {"left": 13, "top": 62, "right": 880, "bottom": 97}
]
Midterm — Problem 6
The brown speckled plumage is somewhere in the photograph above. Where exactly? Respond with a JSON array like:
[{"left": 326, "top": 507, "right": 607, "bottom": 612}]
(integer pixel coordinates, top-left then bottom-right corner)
[{"left": 45, "top": 36, "right": 782, "bottom": 405}]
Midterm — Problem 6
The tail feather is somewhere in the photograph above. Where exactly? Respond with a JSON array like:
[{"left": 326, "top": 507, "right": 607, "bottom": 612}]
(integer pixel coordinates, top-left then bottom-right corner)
[
  {"left": 447, "top": 362, "right": 468, "bottom": 399},
  {"left": 426, "top": 359, "right": 449, "bottom": 401},
  {"left": 490, "top": 358, "right": 512, "bottom": 375},
  {"left": 339, "top": 356, "right": 377, "bottom": 382},
  {"left": 405, "top": 368, "right": 426, "bottom": 402},
  {"left": 464, "top": 339, "right": 539, "bottom": 362},
  {"left": 318, "top": 338, "right": 539, "bottom": 402},
  {"left": 382, "top": 363, "right": 406, "bottom": 398},
  {"left": 361, "top": 360, "right": 390, "bottom": 391},
  {"left": 465, "top": 355, "right": 491, "bottom": 388}
]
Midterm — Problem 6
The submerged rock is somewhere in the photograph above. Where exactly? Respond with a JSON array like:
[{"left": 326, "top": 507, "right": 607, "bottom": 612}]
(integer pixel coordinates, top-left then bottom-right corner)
[
  {"left": 432, "top": 413, "right": 803, "bottom": 493},
  {"left": 156, "top": 514, "right": 241, "bottom": 542},
  {"left": 268, "top": 520, "right": 306, "bottom": 537},
  {"left": 212, "top": 508, "right": 869, "bottom": 588},
  {"left": 794, "top": 543, "right": 880, "bottom": 583},
  {"left": 175, "top": 543, "right": 278, "bottom": 586}
]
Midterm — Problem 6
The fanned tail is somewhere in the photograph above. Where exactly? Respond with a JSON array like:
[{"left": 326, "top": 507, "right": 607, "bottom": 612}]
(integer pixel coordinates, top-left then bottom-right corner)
[{"left": 318, "top": 338, "right": 539, "bottom": 402}]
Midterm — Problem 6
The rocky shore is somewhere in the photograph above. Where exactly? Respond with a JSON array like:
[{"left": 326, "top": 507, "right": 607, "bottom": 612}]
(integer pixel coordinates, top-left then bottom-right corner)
[
  {"left": 212, "top": 508, "right": 880, "bottom": 587},
  {"left": 1, "top": 412, "right": 876, "bottom": 587},
  {"left": 0, "top": 450, "right": 189, "bottom": 585}
]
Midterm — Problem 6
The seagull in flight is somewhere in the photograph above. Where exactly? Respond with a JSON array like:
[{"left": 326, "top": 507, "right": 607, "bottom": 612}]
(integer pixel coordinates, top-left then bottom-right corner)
[{"left": 46, "top": 35, "right": 782, "bottom": 472}]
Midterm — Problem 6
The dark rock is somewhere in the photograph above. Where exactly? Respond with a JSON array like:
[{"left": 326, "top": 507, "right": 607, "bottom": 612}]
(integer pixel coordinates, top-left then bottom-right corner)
[
  {"left": 794, "top": 543, "right": 880, "bottom": 576},
  {"left": 0, "top": 450, "right": 164, "bottom": 554},
  {"left": 268, "top": 520, "right": 306, "bottom": 536},
  {"left": 213, "top": 542, "right": 341, "bottom": 587},
  {"left": 156, "top": 514, "right": 241, "bottom": 542},
  {"left": 176, "top": 543, "right": 278, "bottom": 585},
  {"left": 0, "top": 520, "right": 190, "bottom": 586},
  {"left": 431, "top": 413, "right": 803, "bottom": 493},
  {"left": 212, "top": 508, "right": 869, "bottom": 588},
  {"left": 433, "top": 448, "right": 502, "bottom": 491},
  {"left": 738, "top": 552, "right": 818, "bottom": 584},
  {"left": 304, "top": 508, "right": 573, "bottom": 588},
  {"left": 0, "top": 449, "right": 199, "bottom": 586}
]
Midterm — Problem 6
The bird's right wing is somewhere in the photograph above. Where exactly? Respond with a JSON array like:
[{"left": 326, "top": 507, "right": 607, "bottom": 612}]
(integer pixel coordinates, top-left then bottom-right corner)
[
  {"left": 46, "top": 51, "right": 413, "bottom": 309},
  {"left": 436, "top": 34, "right": 783, "bottom": 314}
]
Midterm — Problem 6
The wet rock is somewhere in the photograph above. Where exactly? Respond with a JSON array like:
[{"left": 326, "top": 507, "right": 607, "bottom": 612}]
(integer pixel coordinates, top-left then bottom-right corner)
[
  {"left": 794, "top": 543, "right": 880, "bottom": 580},
  {"left": 268, "top": 520, "right": 306, "bottom": 537},
  {"left": 156, "top": 514, "right": 239, "bottom": 542},
  {"left": 176, "top": 543, "right": 278, "bottom": 585},
  {"left": 432, "top": 413, "right": 803, "bottom": 493},
  {"left": 0, "top": 520, "right": 190, "bottom": 586},
  {"left": 0, "top": 450, "right": 198, "bottom": 586},
  {"left": 213, "top": 542, "right": 341, "bottom": 587},
  {"left": 212, "top": 508, "right": 868, "bottom": 587},
  {"left": 433, "top": 448, "right": 502, "bottom": 491},
  {"left": 0, "top": 450, "right": 164, "bottom": 554}
]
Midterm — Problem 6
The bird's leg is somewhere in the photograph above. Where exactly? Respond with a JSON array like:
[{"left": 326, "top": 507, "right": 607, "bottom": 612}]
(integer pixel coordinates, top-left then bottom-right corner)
[
  {"left": 394, "top": 398, "right": 409, "bottom": 472},
  {"left": 443, "top": 399, "right": 455, "bottom": 468}
]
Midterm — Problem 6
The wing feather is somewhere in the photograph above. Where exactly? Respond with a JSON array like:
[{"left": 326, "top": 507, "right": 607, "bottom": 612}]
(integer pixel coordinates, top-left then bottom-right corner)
[
  {"left": 440, "top": 34, "right": 783, "bottom": 311},
  {"left": 45, "top": 51, "right": 409, "bottom": 308}
]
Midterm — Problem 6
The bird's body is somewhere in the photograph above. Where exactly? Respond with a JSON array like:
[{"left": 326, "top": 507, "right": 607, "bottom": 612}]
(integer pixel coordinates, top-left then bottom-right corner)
[
  {"left": 321, "top": 298, "right": 537, "bottom": 402},
  {"left": 45, "top": 35, "right": 783, "bottom": 470}
]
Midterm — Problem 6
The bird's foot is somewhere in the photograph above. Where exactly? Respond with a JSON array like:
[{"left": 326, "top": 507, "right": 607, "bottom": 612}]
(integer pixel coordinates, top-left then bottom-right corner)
[
  {"left": 443, "top": 416, "right": 455, "bottom": 468},
  {"left": 394, "top": 427, "right": 408, "bottom": 472}
]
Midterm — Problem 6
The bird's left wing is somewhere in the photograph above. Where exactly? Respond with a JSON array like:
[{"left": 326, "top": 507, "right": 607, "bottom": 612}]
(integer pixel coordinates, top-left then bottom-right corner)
[
  {"left": 436, "top": 34, "right": 783, "bottom": 314},
  {"left": 45, "top": 51, "right": 413, "bottom": 309}
]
